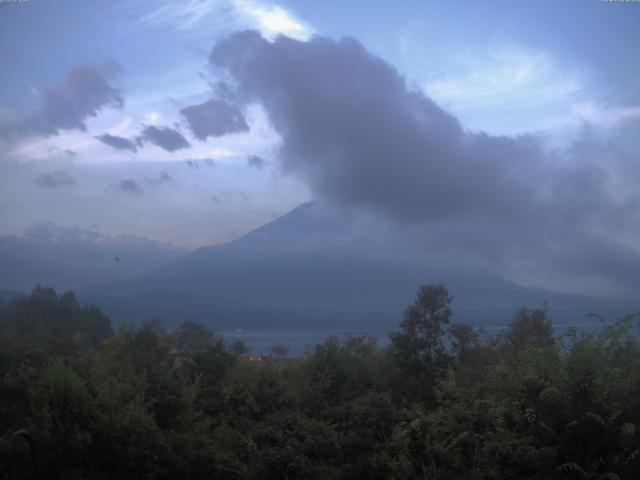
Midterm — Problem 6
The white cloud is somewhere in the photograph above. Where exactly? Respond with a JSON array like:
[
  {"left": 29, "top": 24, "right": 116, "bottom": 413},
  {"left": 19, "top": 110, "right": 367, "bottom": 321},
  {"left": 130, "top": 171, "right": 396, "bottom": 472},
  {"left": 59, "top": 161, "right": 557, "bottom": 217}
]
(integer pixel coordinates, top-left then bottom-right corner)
[
  {"left": 144, "top": 111, "right": 162, "bottom": 124},
  {"left": 234, "top": 0, "right": 312, "bottom": 41},
  {"left": 138, "top": 0, "right": 312, "bottom": 41}
]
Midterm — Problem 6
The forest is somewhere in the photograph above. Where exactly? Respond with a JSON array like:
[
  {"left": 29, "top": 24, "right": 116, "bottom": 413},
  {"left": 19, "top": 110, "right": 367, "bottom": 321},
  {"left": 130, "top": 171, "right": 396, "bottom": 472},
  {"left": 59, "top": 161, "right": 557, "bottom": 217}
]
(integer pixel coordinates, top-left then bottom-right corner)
[{"left": 1, "top": 284, "right": 639, "bottom": 479}]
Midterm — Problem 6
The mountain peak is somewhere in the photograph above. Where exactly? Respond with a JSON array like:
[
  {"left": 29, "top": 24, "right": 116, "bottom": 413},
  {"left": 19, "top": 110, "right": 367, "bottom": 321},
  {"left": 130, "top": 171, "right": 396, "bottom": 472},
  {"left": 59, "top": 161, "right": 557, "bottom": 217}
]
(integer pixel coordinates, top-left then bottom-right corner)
[{"left": 230, "top": 201, "right": 356, "bottom": 251}]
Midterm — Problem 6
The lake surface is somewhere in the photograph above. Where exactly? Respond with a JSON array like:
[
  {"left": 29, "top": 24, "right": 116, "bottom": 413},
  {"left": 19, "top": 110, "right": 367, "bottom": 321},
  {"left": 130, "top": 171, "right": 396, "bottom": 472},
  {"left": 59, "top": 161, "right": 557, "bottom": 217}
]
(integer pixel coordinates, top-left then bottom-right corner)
[
  {"left": 220, "top": 322, "right": 611, "bottom": 356},
  {"left": 220, "top": 328, "right": 392, "bottom": 356}
]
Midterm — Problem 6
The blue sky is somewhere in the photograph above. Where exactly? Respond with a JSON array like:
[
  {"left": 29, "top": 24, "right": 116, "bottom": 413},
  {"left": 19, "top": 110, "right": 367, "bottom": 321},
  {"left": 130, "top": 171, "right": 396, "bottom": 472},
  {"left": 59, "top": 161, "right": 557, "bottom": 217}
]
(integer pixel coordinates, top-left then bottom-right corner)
[{"left": 1, "top": 0, "right": 639, "bottom": 294}]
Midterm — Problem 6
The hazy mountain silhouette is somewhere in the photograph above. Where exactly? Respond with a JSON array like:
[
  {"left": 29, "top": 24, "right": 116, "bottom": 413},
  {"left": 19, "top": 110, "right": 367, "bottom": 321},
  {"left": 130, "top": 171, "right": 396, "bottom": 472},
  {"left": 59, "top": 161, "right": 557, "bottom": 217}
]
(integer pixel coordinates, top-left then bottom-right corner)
[
  {"left": 0, "top": 223, "right": 189, "bottom": 292},
  {"left": 80, "top": 203, "right": 637, "bottom": 330}
]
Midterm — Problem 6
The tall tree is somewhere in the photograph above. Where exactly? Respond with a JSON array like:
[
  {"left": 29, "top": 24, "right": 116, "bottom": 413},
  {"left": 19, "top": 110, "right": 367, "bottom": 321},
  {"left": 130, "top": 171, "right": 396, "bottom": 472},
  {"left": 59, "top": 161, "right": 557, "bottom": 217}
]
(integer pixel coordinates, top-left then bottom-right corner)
[{"left": 390, "top": 283, "right": 453, "bottom": 405}]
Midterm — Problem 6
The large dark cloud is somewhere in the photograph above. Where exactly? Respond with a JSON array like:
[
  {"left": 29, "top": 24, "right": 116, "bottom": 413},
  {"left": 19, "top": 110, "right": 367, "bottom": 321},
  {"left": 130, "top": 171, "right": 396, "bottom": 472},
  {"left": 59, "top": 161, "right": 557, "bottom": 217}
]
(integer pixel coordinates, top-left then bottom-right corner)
[
  {"left": 95, "top": 133, "right": 137, "bottom": 152},
  {"left": 209, "top": 31, "right": 640, "bottom": 291},
  {"left": 137, "top": 125, "right": 190, "bottom": 152},
  {"left": 180, "top": 99, "right": 249, "bottom": 139},
  {"left": 4, "top": 65, "right": 124, "bottom": 137}
]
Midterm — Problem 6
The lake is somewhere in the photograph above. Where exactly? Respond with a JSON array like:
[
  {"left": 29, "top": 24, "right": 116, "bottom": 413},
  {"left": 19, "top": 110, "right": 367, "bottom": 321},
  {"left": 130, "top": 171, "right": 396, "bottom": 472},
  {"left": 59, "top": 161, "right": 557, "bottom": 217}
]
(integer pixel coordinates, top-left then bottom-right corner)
[{"left": 220, "top": 321, "right": 611, "bottom": 356}]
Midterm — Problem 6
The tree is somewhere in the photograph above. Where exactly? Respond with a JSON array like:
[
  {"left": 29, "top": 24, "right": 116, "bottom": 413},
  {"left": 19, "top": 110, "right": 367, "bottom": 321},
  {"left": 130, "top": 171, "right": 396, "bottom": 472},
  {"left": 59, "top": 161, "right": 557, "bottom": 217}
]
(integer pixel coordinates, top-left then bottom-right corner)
[
  {"left": 0, "top": 286, "right": 112, "bottom": 348},
  {"left": 448, "top": 322, "right": 479, "bottom": 360},
  {"left": 390, "top": 284, "right": 453, "bottom": 405},
  {"left": 270, "top": 344, "right": 290, "bottom": 359},
  {"left": 175, "top": 320, "right": 214, "bottom": 355},
  {"left": 391, "top": 284, "right": 453, "bottom": 367},
  {"left": 503, "top": 305, "right": 554, "bottom": 352}
]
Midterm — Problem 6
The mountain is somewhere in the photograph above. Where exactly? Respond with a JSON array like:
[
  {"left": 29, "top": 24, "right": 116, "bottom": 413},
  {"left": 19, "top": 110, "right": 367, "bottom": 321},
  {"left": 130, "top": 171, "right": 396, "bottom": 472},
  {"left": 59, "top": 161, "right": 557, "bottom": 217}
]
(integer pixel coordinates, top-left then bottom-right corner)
[
  {"left": 0, "top": 223, "right": 190, "bottom": 292},
  {"left": 81, "top": 203, "right": 638, "bottom": 330}
]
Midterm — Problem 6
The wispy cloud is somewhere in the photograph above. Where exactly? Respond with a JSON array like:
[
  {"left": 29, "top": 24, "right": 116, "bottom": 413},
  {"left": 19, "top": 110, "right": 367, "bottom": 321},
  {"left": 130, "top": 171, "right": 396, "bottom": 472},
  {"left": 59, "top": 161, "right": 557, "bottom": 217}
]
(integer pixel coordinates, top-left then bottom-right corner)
[
  {"left": 571, "top": 102, "right": 640, "bottom": 129},
  {"left": 138, "top": 0, "right": 234, "bottom": 31},
  {"left": 138, "top": 0, "right": 312, "bottom": 41},
  {"left": 425, "top": 47, "right": 579, "bottom": 108},
  {"left": 419, "top": 44, "right": 640, "bottom": 138},
  {"left": 421, "top": 45, "right": 584, "bottom": 135}
]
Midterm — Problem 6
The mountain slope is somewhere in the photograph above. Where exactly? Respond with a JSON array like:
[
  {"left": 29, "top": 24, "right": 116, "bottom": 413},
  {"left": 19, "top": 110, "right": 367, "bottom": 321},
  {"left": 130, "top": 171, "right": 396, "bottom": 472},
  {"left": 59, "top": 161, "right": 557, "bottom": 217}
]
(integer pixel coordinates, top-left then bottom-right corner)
[{"left": 81, "top": 203, "right": 637, "bottom": 329}]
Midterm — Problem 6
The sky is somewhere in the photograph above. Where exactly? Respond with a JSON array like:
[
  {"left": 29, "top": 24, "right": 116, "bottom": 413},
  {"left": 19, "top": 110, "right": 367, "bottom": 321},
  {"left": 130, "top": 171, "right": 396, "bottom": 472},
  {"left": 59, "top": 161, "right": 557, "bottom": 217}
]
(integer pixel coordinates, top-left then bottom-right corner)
[{"left": 1, "top": 0, "right": 639, "bottom": 295}]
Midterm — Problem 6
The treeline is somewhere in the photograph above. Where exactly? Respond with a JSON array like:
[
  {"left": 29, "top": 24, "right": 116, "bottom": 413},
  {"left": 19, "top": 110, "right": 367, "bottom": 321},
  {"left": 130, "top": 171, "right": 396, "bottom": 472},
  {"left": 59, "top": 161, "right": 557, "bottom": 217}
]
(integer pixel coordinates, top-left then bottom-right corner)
[{"left": 1, "top": 285, "right": 639, "bottom": 479}]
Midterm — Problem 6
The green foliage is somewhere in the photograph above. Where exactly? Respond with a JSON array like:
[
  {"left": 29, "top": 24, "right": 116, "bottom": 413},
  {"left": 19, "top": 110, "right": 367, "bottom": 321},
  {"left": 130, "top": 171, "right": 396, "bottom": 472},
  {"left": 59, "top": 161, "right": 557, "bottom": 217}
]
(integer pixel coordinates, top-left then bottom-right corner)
[
  {"left": 389, "top": 284, "right": 453, "bottom": 405},
  {"left": 503, "top": 305, "right": 555, "bottom": 352},
  {"left": 1, "top": 285, "right": 639, "bottom": 479},
  {"left": 0, "top": 286, "right": 112, "bottom": 349}
]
